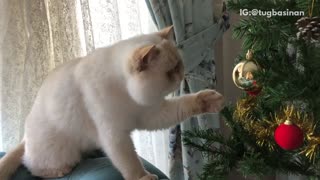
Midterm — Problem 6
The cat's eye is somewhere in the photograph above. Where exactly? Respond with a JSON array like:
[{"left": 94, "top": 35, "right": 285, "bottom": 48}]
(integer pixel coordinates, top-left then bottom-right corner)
[
  {"left": 174, "top": 62, "right": 181, "bottom": 71},
  {"left": 174, "top": 64, "right": 179, "bottom": 71},
  {"left": 167, "top": 62, "right": 180, "bottom": 79},
  {"left": 168, "top": 63, "right": 178, "bottom": 74}
]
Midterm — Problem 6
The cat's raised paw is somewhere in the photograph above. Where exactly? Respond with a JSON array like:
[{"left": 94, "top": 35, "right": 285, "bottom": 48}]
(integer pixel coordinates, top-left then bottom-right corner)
[
  {"left": 195, "top": 89, "right": 224, "bottom": 113},
  {"left": 139, "top": 174, "right": 158, "bottom": 180}
]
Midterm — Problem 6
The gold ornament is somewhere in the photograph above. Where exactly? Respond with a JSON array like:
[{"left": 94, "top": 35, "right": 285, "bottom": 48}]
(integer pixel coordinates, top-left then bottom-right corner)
[{"left": 232, "top": 50, "right": 261, "bottom": 92}]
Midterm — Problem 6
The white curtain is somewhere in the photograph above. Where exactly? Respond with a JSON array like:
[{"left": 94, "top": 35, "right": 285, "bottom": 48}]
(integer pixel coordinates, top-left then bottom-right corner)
[{"left": 0, "top": 0, "right": 169, "bottom": 176}]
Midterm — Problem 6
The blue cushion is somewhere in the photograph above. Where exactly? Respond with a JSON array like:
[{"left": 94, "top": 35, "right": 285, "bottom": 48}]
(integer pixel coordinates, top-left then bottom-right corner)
[{"left": 0, "top": 151, "right": 169, "bottom": 180}]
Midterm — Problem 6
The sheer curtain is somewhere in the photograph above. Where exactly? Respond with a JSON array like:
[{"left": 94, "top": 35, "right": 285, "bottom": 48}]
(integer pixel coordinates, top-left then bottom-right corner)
[{"left": 0, "top": 0, "right": 169, "bottom": 176}]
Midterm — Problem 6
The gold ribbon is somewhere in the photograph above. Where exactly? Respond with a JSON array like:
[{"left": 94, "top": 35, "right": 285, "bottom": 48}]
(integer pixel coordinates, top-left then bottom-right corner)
[{"left": 309, "top": 0, "right": 315, "bottom": 17}]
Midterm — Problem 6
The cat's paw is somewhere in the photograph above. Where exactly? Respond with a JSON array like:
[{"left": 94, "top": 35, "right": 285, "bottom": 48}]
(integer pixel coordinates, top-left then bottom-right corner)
[
  {"left": 139, "top": 174, "right": 158, "bottom": 180},
  {"left": 195, "top": 89, "right": 224, "bottom": 113}
]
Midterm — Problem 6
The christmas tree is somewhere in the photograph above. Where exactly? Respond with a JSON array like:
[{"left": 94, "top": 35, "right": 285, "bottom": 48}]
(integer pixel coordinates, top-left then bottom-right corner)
[{"left": 183, "top": 0, "right": 320, "bottom": 179}]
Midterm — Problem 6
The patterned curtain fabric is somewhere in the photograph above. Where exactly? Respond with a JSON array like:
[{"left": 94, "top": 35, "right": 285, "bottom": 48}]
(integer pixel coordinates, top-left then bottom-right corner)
[{"left": 145, "top": 0, "right": 230, "bottom": 179}]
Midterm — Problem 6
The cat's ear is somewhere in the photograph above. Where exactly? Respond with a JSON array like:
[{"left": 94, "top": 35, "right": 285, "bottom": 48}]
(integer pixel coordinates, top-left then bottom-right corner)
[
  {"left": 158, "top": 25, "right": 175, "bottom": 42},
  {"left": 133, "top": 44, "right": 159, "bottom": 72}
]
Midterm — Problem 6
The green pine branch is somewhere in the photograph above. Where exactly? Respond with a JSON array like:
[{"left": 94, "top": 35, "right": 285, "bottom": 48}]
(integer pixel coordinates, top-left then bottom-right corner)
[{"left": 182, "top": 0, "right": 320, "bottom": 178}]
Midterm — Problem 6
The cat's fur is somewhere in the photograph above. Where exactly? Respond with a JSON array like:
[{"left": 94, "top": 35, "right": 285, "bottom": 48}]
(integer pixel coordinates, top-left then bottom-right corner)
[{"left": 0, "top": 26, "right": 224, "bottom": 180}]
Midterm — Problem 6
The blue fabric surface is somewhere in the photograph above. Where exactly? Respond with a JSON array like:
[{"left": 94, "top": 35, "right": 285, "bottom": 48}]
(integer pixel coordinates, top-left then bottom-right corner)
[{"left": 0, "top": 151, "right": 169, "bottom": 180}]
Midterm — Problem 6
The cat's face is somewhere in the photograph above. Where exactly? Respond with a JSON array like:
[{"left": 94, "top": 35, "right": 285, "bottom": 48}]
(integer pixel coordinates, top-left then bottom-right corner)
[{"left": 127, "top": 26, "right": 184, "bottom": 106}]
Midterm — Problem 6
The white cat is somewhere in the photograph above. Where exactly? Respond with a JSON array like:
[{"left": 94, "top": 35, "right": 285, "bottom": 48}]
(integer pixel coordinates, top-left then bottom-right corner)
[{"left": 0, "top": 26, "right": 224, "bottom": 180}]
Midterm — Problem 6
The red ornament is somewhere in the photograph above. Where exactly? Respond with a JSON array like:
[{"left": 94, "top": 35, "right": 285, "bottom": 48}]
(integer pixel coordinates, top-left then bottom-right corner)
[
  {"left": 274, "top": 120, "right": 304, "bottom": 150},
  {"left": 246, "top": 81, "right": 261, "bottom": 96},
  {"left": 246, "top": 88, "right": 261, "bottom": 96}
]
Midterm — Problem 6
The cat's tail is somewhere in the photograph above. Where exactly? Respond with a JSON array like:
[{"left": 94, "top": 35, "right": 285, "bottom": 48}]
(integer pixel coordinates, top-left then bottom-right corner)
[{"left": 0, "top": 141, "right": 25, "bottom": 180}]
